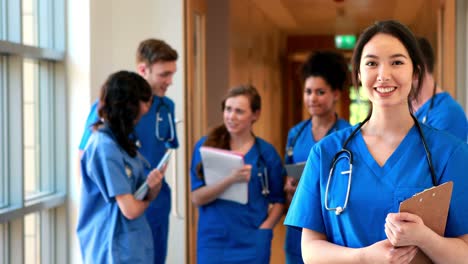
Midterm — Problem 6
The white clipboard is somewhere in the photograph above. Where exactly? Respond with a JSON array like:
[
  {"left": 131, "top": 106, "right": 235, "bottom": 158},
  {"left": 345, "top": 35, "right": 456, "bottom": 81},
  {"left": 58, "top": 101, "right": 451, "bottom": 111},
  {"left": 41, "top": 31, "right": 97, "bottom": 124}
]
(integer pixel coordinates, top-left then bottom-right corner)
[
  {"left": 134, "top": 149, "right": 173, "bottom": 200},
  {"left": 199, "top": 146, "right": 248, "bottom": 204}
]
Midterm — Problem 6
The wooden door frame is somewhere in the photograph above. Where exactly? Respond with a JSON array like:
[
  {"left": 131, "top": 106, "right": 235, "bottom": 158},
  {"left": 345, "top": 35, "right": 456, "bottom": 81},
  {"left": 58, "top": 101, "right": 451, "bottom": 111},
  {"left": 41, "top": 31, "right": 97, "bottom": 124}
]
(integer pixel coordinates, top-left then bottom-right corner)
[{"left": 185, "top": 0, "right": 207, "bottom": 263}]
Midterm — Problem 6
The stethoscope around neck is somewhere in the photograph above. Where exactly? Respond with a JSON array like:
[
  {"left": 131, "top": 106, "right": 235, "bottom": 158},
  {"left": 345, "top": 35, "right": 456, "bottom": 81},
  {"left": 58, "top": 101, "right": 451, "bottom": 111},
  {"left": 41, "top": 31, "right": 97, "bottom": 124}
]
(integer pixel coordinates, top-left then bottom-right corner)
[
  {"left": 286, "top": 115, "right": 339, "bottom": 159},
  {"left": 155, "top": 97, "right": 175, "bottom": 142},
  {"left": 324, "top": 114, "right": 437, "bottom": 216},
  {"left": 254, "top": 138, "right": 270, "bottom": 196}
]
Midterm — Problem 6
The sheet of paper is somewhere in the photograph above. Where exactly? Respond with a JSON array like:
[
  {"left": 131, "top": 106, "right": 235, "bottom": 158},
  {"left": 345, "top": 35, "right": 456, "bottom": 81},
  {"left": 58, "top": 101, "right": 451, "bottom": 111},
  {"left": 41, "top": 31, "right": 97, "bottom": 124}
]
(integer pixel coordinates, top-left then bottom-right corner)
[
  {"left": 200, "top": 146, "right": 248, "bottom": 204},
  {"left": 285, "top": 162, "right": 306, "bottom": 180}
]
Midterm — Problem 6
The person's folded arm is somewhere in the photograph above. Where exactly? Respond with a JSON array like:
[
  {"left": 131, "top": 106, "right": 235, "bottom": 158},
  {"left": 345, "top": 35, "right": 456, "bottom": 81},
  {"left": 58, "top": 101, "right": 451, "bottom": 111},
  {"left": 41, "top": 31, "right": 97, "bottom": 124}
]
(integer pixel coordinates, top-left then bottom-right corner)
[
  {"left": 259, "top": 203, "right": 284, "bottom": 229},
  {"left": 116, "top": 194, "right": 150, "bottom": 220},
  {"left": 302, "top": 228, "right": 418, "bottom": 264},
  {"left": 191, "top": 165, "right": 251, "bottom": 206},
  {"left": 116, "top": 167, "right": 164, "bottom": 219},
  {"left": 385, "top": 212, "right": 468, "bottom": 264}
]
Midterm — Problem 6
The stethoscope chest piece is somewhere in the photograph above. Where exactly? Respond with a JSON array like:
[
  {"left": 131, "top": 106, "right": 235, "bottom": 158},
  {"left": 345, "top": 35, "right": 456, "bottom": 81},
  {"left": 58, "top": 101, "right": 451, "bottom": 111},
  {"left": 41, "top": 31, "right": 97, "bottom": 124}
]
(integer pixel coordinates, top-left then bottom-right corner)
[
  {"left": 286, "top": 147, "right": 293, "bottom": 158},
  {"left": 335, "top": 206, "right": 343, "bottom": 215},
  {"left": 258, "top": 169, "right": 270, "bottom": 196}
]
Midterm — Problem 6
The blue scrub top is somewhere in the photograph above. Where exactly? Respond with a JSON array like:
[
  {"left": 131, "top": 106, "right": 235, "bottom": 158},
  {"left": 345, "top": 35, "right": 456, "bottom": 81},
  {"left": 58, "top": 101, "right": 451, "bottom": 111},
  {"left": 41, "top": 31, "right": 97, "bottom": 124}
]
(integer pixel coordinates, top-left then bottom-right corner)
[
  {"left": 78, "top": 95, "right": 178, "bottom": 263},
  {"left": 134, "top": 96, "right": 178, "bottom": 222},
  {"left": 77, "top": 126, "right": 154, "bottom": 263},
  {"left": 284, "top": 123, "right": 468, "bottom": 249},
  {"left": 283, "top": 118, "right": 350, "bottom": 260},
  {"left": 190, "top": 136, "right": 286, "bottom": 264},
  {"left": 415, "top": 92, "right": 468, "bottom": 142}
]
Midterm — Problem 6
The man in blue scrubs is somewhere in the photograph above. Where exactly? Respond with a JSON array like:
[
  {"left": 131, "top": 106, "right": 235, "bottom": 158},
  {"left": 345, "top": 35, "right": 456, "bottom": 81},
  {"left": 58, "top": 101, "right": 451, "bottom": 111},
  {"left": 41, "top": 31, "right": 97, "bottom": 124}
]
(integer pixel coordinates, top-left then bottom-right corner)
[
  {"left": 79, "top": 39, "right": 179, "bottom": 264},
  {"left": 413, "top": 37, "right": 467, "bottom": 142}
]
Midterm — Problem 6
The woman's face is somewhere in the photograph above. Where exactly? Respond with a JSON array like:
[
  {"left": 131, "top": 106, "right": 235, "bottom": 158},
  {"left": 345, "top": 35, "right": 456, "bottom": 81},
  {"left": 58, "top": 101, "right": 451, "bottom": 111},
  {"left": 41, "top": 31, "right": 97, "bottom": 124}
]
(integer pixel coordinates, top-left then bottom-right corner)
[
  {"left": 359, "top": 33, "right": 414, "bottom": 110},
  {"left": 303, "top": 76, "right": 339, "bottom": 117},
  {"left": 223, "top": 95, "right": 259, "bottom": 136}
]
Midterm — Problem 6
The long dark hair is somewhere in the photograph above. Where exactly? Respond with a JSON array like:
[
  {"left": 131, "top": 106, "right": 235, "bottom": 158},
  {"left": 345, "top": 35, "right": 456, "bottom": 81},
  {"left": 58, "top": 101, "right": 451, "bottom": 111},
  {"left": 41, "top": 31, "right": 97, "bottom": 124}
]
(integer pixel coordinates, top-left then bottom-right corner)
[
  {"left": 197, "top": 84, "right": 261, "bottom": 178},
  {"left": 351, "top": 20, "right": 425, "bottom": 114},
  {"left": 93, "top": 71, "right": 152, "bottom": 157}
]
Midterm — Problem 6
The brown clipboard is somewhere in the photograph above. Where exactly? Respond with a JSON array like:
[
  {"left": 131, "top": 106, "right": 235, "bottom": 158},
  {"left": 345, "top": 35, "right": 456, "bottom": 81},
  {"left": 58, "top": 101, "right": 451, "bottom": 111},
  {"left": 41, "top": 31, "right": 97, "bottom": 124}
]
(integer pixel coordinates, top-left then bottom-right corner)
[{"left": 399, "top": 181, "right": 453, "bottom": 264}]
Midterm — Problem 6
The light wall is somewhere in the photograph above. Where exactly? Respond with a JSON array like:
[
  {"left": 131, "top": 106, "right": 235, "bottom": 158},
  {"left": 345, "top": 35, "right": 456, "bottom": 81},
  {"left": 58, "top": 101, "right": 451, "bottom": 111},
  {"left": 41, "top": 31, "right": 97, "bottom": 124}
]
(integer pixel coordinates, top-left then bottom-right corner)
[{"left": 67, "top": 1, "right": 186, "bottom": 263}]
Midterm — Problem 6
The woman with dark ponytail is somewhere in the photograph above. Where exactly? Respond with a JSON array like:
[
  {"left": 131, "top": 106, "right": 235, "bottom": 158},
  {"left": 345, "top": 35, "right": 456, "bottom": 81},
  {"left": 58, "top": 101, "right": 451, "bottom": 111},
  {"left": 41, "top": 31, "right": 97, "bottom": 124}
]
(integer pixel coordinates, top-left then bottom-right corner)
[
  {"left": 77, "top": 71, "right": 165, "bottom": 263},
  {"left": 190, "top": 84, "right": 285, "bottom": 264}
]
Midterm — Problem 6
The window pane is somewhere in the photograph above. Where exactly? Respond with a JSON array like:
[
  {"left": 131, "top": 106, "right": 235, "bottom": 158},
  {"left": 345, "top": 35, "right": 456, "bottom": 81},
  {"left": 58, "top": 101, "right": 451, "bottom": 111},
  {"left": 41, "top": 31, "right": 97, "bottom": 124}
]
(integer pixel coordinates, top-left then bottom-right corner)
[
  {"left": 349, "top": 86, "right": 370, "bottom": 125},
  {"left": 0, "top": 0, "right": 5, "bottom": 40},
  {"left": 24, "top": 213, "right": 41, "bottom": 264},
  {"left": 23, "top": 59, "right": 41, "bottom": 198},
  {"left": 0, "top": 56, "right": 5, "bottom": 207},
  {"left": 22, "top": 0, "right": 38, "bottom": 46}
]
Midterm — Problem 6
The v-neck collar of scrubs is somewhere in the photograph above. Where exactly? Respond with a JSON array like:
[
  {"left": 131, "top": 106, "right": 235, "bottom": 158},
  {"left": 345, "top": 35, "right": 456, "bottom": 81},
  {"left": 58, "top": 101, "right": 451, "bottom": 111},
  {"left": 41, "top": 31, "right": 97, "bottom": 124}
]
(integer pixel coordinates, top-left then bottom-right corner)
[
  {"left": 355, "top": 125, "right": 419, "bottom": 179},
  {"left": 310, "top": 114, "right": 340, "bottom": 142},
  {"left": 243, "top": 139, "right": 258, "bottom": 161}
]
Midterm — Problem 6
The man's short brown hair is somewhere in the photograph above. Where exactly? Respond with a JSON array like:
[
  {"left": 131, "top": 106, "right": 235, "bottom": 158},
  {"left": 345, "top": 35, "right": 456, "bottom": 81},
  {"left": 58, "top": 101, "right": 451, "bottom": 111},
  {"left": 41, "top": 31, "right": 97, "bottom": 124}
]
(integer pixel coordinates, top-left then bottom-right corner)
[{"left": 136, "top": 39, "right": 178, "bottom": 65}]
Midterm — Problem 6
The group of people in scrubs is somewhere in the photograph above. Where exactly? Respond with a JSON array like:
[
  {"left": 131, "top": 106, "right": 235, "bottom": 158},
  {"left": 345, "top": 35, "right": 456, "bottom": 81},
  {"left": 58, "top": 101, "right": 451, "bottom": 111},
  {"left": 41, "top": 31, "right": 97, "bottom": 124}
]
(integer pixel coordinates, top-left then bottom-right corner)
[
  {"left": 77, "top": 71, "right": 165, "bottom": 263},
  {"left": 76, "top": 19, "right": 468, "bottom": 264},
  {"left": 78, "top": 39, "right": 179, "bottom": 263},
  {"left": 285, "top": 20, "right": 468, "bottom": 263}
]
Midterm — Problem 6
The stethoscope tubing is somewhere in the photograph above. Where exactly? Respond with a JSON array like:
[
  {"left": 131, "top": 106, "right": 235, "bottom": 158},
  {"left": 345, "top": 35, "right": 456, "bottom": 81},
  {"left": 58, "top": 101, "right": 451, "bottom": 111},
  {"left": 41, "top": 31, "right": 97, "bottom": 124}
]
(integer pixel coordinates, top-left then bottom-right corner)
[
  {"left": 254, "top": 137, "right": 270, "bottom": 197},
  {"left": 286, "top": 115, "right": 340, "bottom": 158},
  {"left": 325, "top": 114, "right": 437, "bottom": 216},
  {"left": 155, "top": 98, "right": 175, "bottom": 142}
]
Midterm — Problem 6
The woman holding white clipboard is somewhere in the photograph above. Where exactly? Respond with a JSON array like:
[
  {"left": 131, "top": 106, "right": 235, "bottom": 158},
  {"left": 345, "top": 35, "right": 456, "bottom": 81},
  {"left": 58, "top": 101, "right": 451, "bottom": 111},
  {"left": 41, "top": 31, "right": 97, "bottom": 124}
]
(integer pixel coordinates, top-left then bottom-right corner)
[{"left": 190, "top": 85, "right": 286, "bottom": 264}]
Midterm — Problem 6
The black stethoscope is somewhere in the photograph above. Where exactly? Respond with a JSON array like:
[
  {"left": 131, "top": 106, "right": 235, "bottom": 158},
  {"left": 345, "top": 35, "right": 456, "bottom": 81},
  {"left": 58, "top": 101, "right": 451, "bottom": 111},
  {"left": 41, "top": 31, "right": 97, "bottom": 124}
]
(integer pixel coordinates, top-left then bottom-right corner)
[
  {"left": 254, "top": 138, "right": 269, "bottom": 196},
  {"left": 286, "top": 115, "right": 339, "bottom": 160},
  {"left": 324, "top": 114, "right": 437, "bottom": 216},
  {"left": 155, "top": 97, "right": 175, "bottom": 142}
]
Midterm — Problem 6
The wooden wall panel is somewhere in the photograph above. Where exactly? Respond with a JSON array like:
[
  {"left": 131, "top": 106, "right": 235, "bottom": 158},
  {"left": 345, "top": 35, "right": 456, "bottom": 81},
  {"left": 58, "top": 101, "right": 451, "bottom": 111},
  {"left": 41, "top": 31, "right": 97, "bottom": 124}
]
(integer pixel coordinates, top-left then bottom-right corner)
[
  {"left": 229, "top": 0, "right": 285, "bottom": 150},
  {"left": 228, "top": 1, "right": 287, "bottom": 263}
]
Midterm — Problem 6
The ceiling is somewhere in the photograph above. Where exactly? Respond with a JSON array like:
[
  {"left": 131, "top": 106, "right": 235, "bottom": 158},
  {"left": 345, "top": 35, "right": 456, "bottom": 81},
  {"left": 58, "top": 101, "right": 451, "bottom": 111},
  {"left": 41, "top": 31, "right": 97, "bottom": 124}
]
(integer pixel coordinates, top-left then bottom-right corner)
[{"left": 251, "top": 0, "right": 432, "bottom": 35}]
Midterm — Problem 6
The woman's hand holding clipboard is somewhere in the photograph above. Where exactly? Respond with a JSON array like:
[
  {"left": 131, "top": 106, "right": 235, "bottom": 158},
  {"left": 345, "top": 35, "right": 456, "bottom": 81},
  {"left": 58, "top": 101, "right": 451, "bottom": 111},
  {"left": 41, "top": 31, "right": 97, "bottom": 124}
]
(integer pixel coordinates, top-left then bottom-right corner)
[{"left": 134, "top": 149, "right": 173, "bottom": 200}]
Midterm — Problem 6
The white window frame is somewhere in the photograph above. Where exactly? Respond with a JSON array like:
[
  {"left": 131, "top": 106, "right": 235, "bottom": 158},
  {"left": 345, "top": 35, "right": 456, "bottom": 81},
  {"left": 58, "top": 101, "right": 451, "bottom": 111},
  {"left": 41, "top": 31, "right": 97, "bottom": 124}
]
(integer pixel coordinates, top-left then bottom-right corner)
[{"left": 0, "top": 57, "right": 6, "bottom": 209}]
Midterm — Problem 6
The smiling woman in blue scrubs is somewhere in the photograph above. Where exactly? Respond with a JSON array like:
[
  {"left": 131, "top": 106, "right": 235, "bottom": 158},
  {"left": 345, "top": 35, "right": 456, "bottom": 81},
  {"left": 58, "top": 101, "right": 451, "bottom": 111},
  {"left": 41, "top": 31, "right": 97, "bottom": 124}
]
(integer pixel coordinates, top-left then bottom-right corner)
[
  {"left": 77, "top": 71, "right": 165, "bottom": 263},
  {"left": 285, "top": 20, "right": 468, "bottom": 263},
  {"left": 190, "top": 85, "right": 285, "bottom": 264},
  {"left": 283, "top": 51, "right": 350, "bottom": 264}
]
